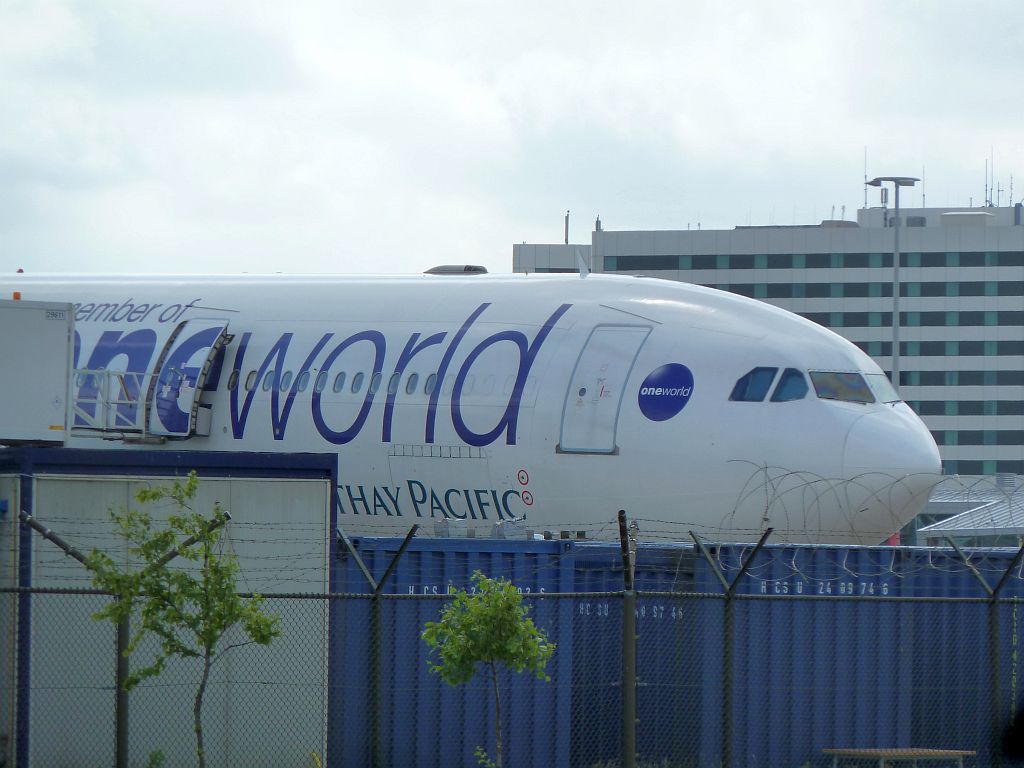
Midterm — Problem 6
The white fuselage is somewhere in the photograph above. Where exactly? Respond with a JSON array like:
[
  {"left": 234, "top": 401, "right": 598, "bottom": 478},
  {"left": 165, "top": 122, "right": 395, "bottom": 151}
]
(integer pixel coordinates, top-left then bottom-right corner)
[{"left": 2, "top": 273, "right": 942, "bottom": 543}]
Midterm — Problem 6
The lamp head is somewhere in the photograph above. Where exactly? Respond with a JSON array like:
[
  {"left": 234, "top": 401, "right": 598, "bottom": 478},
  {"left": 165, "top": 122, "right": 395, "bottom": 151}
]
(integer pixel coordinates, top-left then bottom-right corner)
[{"left": 867, "top": 176, "right": 919, "bottom": 187}]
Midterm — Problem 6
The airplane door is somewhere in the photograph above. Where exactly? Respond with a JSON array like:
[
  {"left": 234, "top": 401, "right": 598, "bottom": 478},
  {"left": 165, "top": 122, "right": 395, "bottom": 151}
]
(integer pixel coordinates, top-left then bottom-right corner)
[
  {"left": 558, "top": 325, "right": 651, "bottom": 454},
  {"left": 147, "top": 320, "right": 230, "bottom": 438}
]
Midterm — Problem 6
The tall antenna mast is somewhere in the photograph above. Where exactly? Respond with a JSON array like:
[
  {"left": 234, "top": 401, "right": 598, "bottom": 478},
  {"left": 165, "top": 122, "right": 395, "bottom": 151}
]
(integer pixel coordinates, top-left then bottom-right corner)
[
  {"left": 863, "top": 147, "right": 868, "bottom": 207},
  {"left": 985, "top": 158, "right": 989, "bottom": 207}
]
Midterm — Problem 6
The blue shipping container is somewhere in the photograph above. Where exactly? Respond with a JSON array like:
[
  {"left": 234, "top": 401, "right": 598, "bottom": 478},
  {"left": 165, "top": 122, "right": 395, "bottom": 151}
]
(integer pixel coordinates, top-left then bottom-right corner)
[{"left": 333, "top": 536, "right": 1024, "bottom": 767}]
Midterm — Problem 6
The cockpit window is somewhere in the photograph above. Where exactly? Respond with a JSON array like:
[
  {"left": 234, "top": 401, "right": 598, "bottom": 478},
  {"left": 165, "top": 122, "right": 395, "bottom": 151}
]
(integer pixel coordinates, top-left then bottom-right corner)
[
  {"left": 730, "top": 367, "right": 778, "bottom": 402},
  {"left": 770, "top": 368, "right": 809, "bottom": 402},
  {"left": 809, "top": 371, "right": 875, "bottom": 403},
  {"left": 865, "top": 372, "right": 901, "bottom": 403}
]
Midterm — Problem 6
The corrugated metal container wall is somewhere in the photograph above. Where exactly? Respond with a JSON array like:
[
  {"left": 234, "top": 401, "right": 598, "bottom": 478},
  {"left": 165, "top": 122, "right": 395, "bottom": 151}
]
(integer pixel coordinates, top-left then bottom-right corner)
[
  {"left": 692, "top": 543, "right": 1024, "bottom": 767},
  {"left": 335, "top": 537, "right": 1024, "bottom": 768},
  {"left": 332, "top": 538, "right": 578, "bottom": 767}
]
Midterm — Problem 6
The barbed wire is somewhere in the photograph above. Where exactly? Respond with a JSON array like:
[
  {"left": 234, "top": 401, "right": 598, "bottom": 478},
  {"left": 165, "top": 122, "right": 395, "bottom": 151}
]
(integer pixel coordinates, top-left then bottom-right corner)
[{"left": 12, "top": 470, "right": 1024, "bottom": 591}]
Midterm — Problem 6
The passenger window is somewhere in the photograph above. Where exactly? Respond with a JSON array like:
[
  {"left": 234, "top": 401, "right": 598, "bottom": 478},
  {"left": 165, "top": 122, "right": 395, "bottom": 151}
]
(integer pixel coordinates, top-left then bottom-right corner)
[
  {"left": 770, "top": 368, "right": 809, "bottom": 402},
  {"left": 227, "top": 371, "right": 239, "bottom": 391},
  {"left": 424, "top": 373, "right": 437, "bottom": 395},
  {"left": 245, "top": 371, "right": 257, "bottom": 391},
  {"left": 369, "top": 372, "right": 382, "bottom": 394},
  {"left": 297, "top": 371, "right": 310, "bottom": 392},
  {"left": 809, "top": 371, "right": 875, "bottom": 403},
  {"left": 388, "top": 373, "right": 400, "bottom": 395},
  {"left": 333, "top": 372, "right": 346, "bottom": 393},
  {"left": 262, "top": 371, "right": 275, "bottom": 392},
  {"left": 406, "top": 373, "right": 419, "bottom": 395},
  {"left": 351, "top": 372, "right": 365, "bottom": 393},
  {"left": 730, "top": 367, "right": 778, "bottom": 402},
  {"left": 280, "top": 371, "right": 293, "bottom": 391},
  {"left": 314, "top": 371, "right": 328, "bottom": 393}
]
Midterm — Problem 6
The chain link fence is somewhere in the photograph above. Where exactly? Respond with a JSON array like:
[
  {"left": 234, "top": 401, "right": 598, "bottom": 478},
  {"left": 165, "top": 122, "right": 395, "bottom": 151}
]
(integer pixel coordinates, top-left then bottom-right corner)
[{"left": 4, "top": 584, "right": 1024, "bottom": 767}]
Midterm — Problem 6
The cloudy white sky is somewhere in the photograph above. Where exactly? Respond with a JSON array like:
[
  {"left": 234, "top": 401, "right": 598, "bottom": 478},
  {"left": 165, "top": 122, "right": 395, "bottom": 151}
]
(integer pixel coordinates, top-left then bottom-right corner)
[{"left": 2, "top": 1, "right": 1022, "bottom": 275}]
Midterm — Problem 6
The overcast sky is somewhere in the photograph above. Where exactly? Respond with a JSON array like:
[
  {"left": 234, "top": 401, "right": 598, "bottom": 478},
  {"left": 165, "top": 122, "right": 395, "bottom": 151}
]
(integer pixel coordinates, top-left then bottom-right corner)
[{"left": 2, "top": 1, "right": 1022, "bottom": 275}]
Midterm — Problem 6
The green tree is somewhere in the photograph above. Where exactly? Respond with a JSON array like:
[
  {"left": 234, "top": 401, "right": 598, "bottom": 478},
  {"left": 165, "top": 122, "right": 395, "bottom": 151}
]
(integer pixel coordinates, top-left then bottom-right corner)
[
  {"left": 86, "top": 472, "right": 280, "bottom": 768},
  {"left": 422, "top": 571, "right": 555, "bottom": 768}
]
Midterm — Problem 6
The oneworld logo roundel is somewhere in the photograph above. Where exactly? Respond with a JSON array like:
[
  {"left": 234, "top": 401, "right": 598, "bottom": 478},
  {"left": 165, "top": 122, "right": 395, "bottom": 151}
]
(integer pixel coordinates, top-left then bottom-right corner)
[{"left": 638, "top": 364, "right": 694, "bottom": 422}]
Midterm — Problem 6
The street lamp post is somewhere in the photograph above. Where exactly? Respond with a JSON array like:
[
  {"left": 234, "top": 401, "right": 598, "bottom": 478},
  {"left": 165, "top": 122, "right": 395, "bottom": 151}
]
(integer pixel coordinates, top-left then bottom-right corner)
[{"left": 866, "top": 176, "right": 919, "bottom": 386}]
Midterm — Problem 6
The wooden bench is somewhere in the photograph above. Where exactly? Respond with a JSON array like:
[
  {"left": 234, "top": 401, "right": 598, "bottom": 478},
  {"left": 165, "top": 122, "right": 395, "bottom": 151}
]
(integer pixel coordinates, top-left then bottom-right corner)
[{"left": 822, "top": 747, "right": 976, "bottom": 767}]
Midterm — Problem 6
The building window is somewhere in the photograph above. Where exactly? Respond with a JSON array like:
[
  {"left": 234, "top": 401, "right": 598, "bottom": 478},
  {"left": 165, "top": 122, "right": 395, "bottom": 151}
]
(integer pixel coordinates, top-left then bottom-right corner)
[
  {"left": 729, "top": 284, "right": 756, "bottom": 297},
  {"left": 856, "top": 341, "right": 892, "bottom": 357},
  {"left": 801, "top": 312, "right": 829, "bottom": 325},
  {"left": 610, "top": 255, "right": 680, "bottom": 271}
]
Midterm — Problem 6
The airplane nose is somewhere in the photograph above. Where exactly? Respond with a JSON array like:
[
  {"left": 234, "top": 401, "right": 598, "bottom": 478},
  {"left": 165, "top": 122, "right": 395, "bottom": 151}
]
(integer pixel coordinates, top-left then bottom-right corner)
[
  {"left": 843, "top": 404, "right": 941, "bottom": 479},
  {"left": 840, "top": 404, "right": 942, "bottom": 535}
]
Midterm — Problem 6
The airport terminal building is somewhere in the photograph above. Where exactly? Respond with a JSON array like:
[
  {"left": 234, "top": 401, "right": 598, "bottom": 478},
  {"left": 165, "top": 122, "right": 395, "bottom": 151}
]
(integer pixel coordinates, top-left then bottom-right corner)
[{"left": 514, "top": 204, "right": 1024, "bottom": 478}]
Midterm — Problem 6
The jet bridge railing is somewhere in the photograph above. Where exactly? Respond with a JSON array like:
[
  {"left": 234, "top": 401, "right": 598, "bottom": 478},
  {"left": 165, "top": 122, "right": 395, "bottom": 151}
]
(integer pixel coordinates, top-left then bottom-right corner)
[{"left": 70, "top": 369, "right": 154, "bottom": 437}]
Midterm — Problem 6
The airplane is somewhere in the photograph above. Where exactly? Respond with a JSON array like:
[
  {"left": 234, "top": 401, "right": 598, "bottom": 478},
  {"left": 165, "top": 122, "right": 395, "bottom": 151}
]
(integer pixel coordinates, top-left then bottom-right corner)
[{"left": 1, "top": 271, "right": 942, "bottom": 544}]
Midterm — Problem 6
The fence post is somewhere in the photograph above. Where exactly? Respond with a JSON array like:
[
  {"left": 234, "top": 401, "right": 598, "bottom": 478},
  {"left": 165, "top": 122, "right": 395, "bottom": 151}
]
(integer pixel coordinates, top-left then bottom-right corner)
[
  {"left": 947, "top": 536, "right": 1024, "bottom": 768},
  {"left": 337, "top": 523, "right": 418, "bottom": 768},
  {"left": 618, "top": 511, "right": 637, "bottom": 768},
  {"left": 691, "top": 528, "right": 772, "bottom": 768},
  {"left": 116, "top": 614, "right": 129, "bottom": 768}
]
